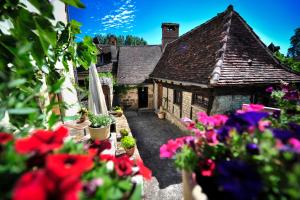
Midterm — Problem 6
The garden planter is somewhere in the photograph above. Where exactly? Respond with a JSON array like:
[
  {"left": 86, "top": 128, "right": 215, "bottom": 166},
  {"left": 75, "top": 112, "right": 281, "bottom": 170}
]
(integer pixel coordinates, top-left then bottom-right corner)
[
  {"left": 182, "top": 170, "right": 207, "bottom": 200},
  {"left": 88, "top": 126, "right": 110, "bottom": 141},
  {"left": 124, "top": 146, "right": 135, "bottom": 157},
  {"left": 158, "top": 112, "right": 165, "bottom": 119}
]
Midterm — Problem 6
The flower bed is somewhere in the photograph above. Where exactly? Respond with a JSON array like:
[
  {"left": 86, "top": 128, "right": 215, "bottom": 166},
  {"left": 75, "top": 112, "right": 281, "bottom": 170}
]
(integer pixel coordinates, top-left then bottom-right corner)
[
  {"left": 0, "top": 126, "right": 151, "bottom": 200},
  {"left": 160, "top": 83, "right": 300, "bottom": 200}
]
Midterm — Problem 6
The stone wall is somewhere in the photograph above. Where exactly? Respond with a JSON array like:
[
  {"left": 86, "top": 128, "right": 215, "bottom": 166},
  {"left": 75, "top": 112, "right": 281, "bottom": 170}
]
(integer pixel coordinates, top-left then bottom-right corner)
[
  {"left": 167, "top": 88, "right": 173, "bottom": 112},
  {"left": 210, "top": 95, "right": 251, "bottom": 114},
  {"left": 119, "top": 84, "right": 154, "bottom": 110},
  {"left": 120, "top": 88, "right": 138, "bottom": 110},
  {"left": 191, "top": 105, "right": 207, "bottom": 121},
  {"left": 182, "top": 92, "right": 192, "bottom": 118}
]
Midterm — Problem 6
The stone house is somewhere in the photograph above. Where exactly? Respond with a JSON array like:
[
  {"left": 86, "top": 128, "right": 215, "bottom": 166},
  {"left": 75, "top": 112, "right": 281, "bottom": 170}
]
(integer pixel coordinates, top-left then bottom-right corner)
[
  {"left": 150, "top": 5, "right": 300, "bottom": 127},
  {"left": 117, "top": 46, "right": 161, "bottom": 109}
]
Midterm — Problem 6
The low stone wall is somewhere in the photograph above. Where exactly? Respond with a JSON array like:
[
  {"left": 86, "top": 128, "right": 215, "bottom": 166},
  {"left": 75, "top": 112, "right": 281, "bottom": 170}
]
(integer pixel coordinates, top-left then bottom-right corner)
[{"left": 210, "top": 95, "right": 250, "bottom": 114}]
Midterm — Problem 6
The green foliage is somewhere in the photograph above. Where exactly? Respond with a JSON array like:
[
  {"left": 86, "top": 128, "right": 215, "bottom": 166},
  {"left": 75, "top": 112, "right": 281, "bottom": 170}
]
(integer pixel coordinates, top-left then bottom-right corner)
[
  {"left": 274, "top": 51, "right": 300, "bottom": 72},
  {"left": 88, "top": 113, "right": 115, "bottom": 128},
  {"left": 119, "top": 128, "right": 129, "bottom": 137},
  {"left": 287, "top": 27, "right": 300, "bottom": 58},
  {"left": 94, "top": 34, "right": 147, "bottom": 46},
  {"left": 0, "top": 0, "right": 100, "bottom": 132},
  {"left": 174, "top": 145, "right": 198, "bottom": 172},
  {"left": 121, "top": 136, "right": 136, "bottom": 149}
]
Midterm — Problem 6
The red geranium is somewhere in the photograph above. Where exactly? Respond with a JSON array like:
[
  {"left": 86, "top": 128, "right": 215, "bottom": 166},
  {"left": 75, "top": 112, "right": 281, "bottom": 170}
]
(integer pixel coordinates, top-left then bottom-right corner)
[
  {"left": 0, "top": 132, "right": 13, "bottom": 144},
  {"left": 88, "top": 140, "right": 112, "bottom": 157},
  {"left": 15, "top": 126, "right": 68, "bottom": 154},
  {"left": 46, "top": 154, "right": 93, "bottom": 179},
  {"left": 12, "top": 170, "right": 54, "bottom": 200},
  {"left": 114, "top": 155, "right": 134, "bottom": 177},
  {"left": 136, "top": 159, "right": 152, "bottom": 180},
  {"left": 199, "top": 159, "right": 216, "bottom": 177},
  {"left": 13, "top": 170, "right": 82, "bottom": 200}
]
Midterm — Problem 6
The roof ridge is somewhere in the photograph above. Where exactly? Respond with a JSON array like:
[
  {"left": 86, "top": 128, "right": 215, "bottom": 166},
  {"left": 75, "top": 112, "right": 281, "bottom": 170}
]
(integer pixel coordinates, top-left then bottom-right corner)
[
  {"left": 210, "top": 7, "right": 234, "bottom": 85},
  {"left": 163, "top": 7, "right": 230, "bottom": 49}
]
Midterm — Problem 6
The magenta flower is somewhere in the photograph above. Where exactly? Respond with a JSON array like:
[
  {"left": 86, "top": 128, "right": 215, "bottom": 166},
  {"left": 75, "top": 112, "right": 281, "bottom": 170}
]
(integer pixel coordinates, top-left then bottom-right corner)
[
  {"left": 199, "top": 159, "right": 216, "bottom": 177},
  {"left": 205, "top": 130, "right": 219, "bottom": 146},
  {"left": 258, "top": 120, "right": 271, "bottom": 132},
  {"left": 160, "top": 139, "right": 183, "bottom": 158},
  {"left": 266, "top": 86, "right": 273, "bottom": 93},
  {"left": 212, "top": 114, "right": 228, "bottom": 127},
  {"left": 197, "top": 112, "right": 213, "bottom": 126},
  {"left": 289, "top": 138, "right": 300, "bottom": 153},
  {"left": 241, "top": 104, "right": 265, "bottom": 112},
  {"left": 197, "top": 112, "right": 228, "bottom": 128}
]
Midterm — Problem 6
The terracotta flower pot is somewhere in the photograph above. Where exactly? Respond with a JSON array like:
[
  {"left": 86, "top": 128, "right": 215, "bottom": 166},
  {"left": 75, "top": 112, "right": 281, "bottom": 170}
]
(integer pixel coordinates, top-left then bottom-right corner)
[
  {"left": 158, "top": 112, "right": 165, "bottom": 119},
  {"left": 182, "top": 170, "right": 207, "bottom": 200},
  {"left": 124, "top": 146, "right": 135, "bottom": 157},
  {"left": 88, "top": 126, "right": 110, "bottom": 141}
]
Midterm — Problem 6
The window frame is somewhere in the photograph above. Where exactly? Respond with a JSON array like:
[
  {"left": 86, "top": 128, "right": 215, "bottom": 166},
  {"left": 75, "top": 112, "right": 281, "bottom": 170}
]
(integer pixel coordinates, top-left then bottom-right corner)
[
  {"left": 192, "top": 93, "right": 209, "bottom": 108},
  {"left": 173, "top": 89, "right": 182, "bottom": 105}
]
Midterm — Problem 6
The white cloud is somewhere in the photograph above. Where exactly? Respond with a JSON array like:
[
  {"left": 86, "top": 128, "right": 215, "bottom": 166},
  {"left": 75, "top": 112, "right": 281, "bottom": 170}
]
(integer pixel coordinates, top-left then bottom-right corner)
[{"left": 100, "top": 0, "right": 136, "bottom": 32}]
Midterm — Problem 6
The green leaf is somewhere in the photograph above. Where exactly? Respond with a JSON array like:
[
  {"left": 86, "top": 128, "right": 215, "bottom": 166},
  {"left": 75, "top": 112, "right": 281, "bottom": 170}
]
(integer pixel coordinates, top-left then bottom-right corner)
[
  {"left": 118, "top": 180, "right": 132, "bottom": 191},
  {"left": 49, "top": 77, "right": 65, "bottom": 93},
  {"left": 129, "top": 184, "right": 142, "bottom": 200},
  {"left": 8, "top": 79, "right": 26, "bottom": 88},
  {"left": 48, "top": 113, "right": 60, "bottom": 128},
  {"left": 8, "top": 108, "right": 38, "bottom": 115},
  {"left": 28, "top": 0, "right": 54, "bottom": 19},
  {"left": 60, "top": 0, "right": 85, "bottom": 8}
]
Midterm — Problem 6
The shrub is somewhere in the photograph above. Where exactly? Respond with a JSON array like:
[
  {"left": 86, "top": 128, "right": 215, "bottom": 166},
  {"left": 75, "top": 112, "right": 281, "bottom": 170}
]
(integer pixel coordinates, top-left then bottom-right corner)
[
  {"left": 120, "top": 129, "right": 129, "bottom": 137},
  {"left": 113, "top": 106, "right": 123, "bottom": 112},
  {"left": 121, "top": 136, "right": 136, "bottom": 149},
  {"left": 88, "top": 113, "right": 115, "bottom": 128}
]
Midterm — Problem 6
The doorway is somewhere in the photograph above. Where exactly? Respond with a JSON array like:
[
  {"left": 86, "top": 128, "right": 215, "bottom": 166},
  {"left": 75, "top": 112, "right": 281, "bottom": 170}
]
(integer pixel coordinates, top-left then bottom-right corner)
[{"left": 138, "top": 87, "right": 148, "bottom": 108}]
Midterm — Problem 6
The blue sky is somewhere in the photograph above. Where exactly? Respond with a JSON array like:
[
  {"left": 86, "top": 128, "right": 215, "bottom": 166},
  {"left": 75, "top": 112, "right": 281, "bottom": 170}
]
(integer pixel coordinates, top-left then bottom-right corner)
[{"left": 69, "top": 0, "right": 300, "bottom": 55}]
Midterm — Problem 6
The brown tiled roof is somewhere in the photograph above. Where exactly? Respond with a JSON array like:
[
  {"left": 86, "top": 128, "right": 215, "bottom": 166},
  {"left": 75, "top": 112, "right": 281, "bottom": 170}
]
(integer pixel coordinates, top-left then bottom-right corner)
[
  {"left": 151, "top": 6, "right": 300, "bottom": 86},
  {"left": 117, "top": 45, "right": 162, "bottom": 85}
]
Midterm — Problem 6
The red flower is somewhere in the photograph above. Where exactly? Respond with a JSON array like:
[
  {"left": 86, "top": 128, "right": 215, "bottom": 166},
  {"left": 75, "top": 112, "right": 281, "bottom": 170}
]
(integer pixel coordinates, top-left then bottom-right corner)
[
  {"left": 136, "top": 159, "right": 152, "bottom": 180},
  {"left": 12, "top": 170, "right": 53, "bottom": 200},
  {"left": 114, "top": 155, "right": 134, "bottom": 177},
  {"left": 15, "top": 126, "right": 68, "bottom": 154},
  {"left": 0, "top": 132, "right": 13, "bottom": 144},
  {"left": 46, "top": 154, "right": 93, "bottom": 179},
  {"left": 13, "top": 170, "right": 82, "bottom": 200},
  {"left": 199, "top": 159, "right": 216, "bottom": 177},
  {"left": 88, "top": 140, "right": 112, "bottom": 157}
]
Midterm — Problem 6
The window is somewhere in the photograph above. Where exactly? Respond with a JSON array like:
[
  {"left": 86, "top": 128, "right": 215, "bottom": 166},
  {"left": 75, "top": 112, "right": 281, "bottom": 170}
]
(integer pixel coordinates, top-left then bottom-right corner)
[
  {"left": 173, "top": 90, "right": 182, "bottom": 105},
  {"left": 192, "top": 94, "right": 209, "bottom": 108}
]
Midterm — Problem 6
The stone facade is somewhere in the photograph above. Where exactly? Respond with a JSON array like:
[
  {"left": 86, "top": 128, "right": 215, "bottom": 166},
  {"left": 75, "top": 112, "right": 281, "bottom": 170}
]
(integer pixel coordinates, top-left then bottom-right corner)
[
  {"left": 210, "top": 95, "right": 251, "bottom": 114},
  {"left": 119, "top": 84, "right": 154, "bottom": 110},
  {"left": 182, "top": 92, "right": 192, "bottom": 118}
]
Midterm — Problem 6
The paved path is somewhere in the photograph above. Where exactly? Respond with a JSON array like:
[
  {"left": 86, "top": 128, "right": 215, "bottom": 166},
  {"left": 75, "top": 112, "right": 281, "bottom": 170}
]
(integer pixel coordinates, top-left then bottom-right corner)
[{"left": 125, "top": 111, "right": 185, "bottom": 200}]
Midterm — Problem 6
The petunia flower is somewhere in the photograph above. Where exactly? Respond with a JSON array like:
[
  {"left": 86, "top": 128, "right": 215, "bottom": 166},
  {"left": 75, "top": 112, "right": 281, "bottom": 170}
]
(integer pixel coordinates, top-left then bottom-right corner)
[
  {"left": 242, "top": 104, "right": 265, "bottom": 112},
  {"left": 46, "top": 154, "right": 94, "bottom": 179},
  {"left": 258, "top": 120, "right": 271, "bottom": 132},
  {"left": 217, "top": 160, "right": 262, "bottom": 200},
  {"left": 265, "top": 86, "right": 273, "bottom": 93},
  {"left": 288, "top": 138, "right": 300, "bottom": 153},
  {"left": 88, "top": 140, "right": 112, "bottom": 157},
  {"left": 15, "top": 126, "right": 68, "bottom": 154},
  {"left": 160, "top": 138, "right": 183, "bottom": 158},
  {"left": 83, "top": 178, "right": 103, "bottom": 197},
  {"left": 246, "top": 143, "right": 259, "bottom": 155},
  {"left": 205, "top": 130, "right": 219, "bottom": 146},
  {"left": 198, "top": 159, "right": 216, "bottom": 177},
  {"left": 0, "top": 132, "right": 13, "bottom": 144},
  {"left": 114, "top": 155, "right": 134, "bottom": 177}
]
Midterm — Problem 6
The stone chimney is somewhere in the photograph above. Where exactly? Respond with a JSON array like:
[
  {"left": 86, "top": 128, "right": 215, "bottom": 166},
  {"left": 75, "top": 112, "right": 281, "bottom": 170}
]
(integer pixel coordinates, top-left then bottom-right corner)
[{"left": 162, "top": 23, "right": 179, "bottom": 50}]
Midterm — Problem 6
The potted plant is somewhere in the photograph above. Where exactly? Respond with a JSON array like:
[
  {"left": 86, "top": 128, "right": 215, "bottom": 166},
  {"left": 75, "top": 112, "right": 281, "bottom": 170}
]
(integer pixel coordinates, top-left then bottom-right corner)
[
  {"left": 157, "top": 106, "right": 165, "bottom": 119},
  {"left": 121, "top": 136, "right": 136, "bottom": 157},
  {"left": 88, "top": 113, "right": 115, "bottom": 141},
  {"left": 120, "top": 128, "right": 129, "bottom": 138},
  {"left": 112, "top": 106, "right": 123, "bottom": 117},
  {"left": 77, "top": 107, "right": 88, "bottom": 123}
]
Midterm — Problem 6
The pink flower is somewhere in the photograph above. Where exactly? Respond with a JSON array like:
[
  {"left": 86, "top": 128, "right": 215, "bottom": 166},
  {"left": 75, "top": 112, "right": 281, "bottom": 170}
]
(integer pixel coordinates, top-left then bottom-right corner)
[
  {"left": 197, "top": 112, "right": 214, "bottom": 126},
  {"left": 160, "top": 137, "right": 186, "bottom": 158},
  {"left": 181, "top": 117, "right": 196, "bottom": 130},
  {"left": 211, "top": 114, "right": 228, "bottom": 127},
  {"left": 258, "top": 120, "right": 271, "bottom": 132},
  {"left": 242, "top": 104, "right": 265, "bottom": 112},
  {"left": 289, "top": 138, "right": 300, "bottom": 153},
  {"left": 205, "top": 130, "right": 219, "bottom": 146}
]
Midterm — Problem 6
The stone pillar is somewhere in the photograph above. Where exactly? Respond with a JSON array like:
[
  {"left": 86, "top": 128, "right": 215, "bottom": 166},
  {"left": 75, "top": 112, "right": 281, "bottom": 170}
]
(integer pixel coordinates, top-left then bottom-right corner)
[
  {"left": 167, "top": 88, "right": 174, "bottom": 113},
  {"left": 182, "top": 92, "right": 192, "bottom": 118},
  {"left": 153, "top": 83, "right": 158, "bottom": 110}
]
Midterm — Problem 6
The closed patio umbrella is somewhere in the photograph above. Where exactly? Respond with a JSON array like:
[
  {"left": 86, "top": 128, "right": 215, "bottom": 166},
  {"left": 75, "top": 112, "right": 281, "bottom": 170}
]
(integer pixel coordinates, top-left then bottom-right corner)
[{"left": 88, "top": 64, "right": 108, "bottom": 115}]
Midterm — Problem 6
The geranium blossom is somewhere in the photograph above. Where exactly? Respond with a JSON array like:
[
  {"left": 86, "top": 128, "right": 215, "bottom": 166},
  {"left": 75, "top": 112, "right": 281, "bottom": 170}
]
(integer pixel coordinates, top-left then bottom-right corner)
[
  {"left": 46, "top": 154, "right": 93, "bottom": 179},
  {"left": 136, "top": 159, "right": 152, "bottom": 180},
  {"left": 205, "top": 130, "right": 219, "bottom": 146},
  {"left": 15, "top": 126, "right": 68, "bottom": 154},
  {"left": 114, "top": 155, "right": 134, "bottom": 177},
  {"left": 289, "top": 138, "right": 300, "bottom": 153},
  {"left": 160, "top": 137, "right": 186, "bottom": 158},
  {"left": 197, "top": 112, "right": 228, "bottom": 128},
  {"left": 241, "top": 104, "right": 265, "bottom": 112},
  {"left": 0, "top": 132, "right": 13, "bottom": 144},
  {"left": 198, "top": 159, "right": 215, "bottom": 177}
]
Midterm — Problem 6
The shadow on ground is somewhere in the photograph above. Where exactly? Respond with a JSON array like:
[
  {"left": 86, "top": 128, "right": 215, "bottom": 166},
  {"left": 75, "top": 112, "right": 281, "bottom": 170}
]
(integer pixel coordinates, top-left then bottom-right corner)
[{"left": 125, "top": 111, "right": 184, "bottom": 189}]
